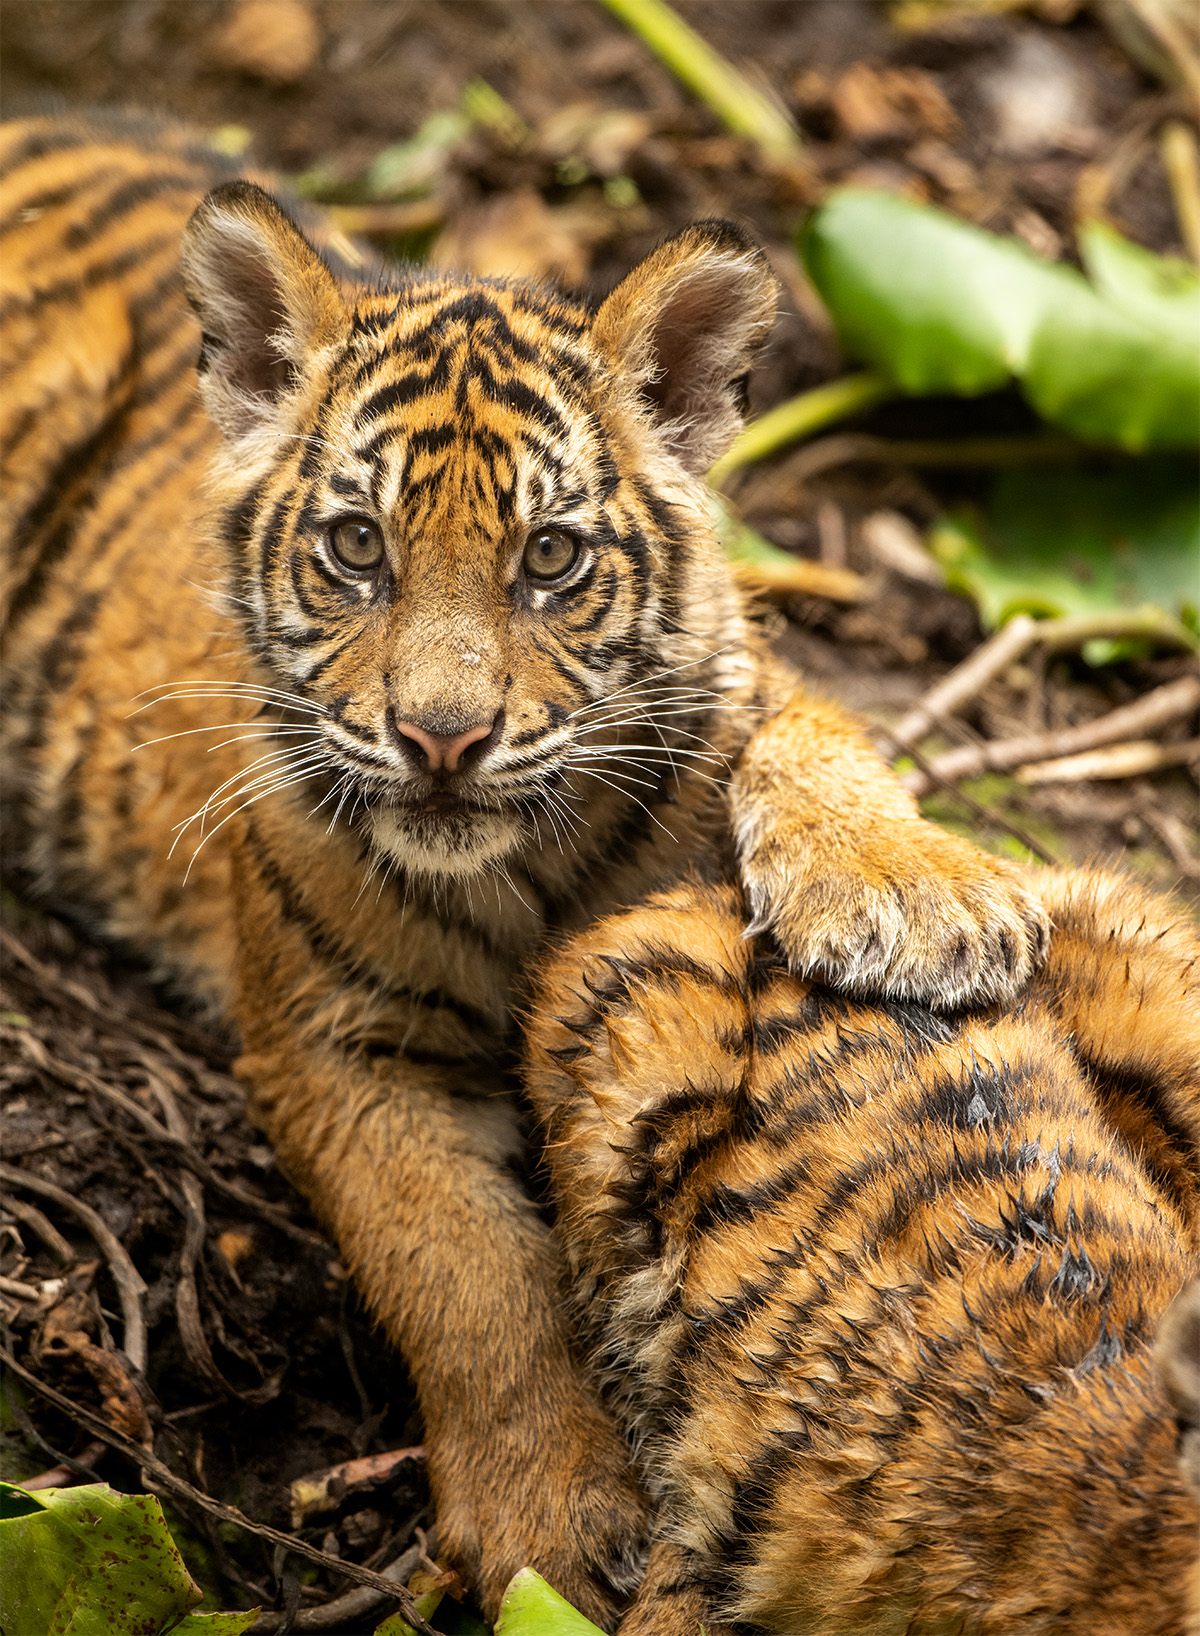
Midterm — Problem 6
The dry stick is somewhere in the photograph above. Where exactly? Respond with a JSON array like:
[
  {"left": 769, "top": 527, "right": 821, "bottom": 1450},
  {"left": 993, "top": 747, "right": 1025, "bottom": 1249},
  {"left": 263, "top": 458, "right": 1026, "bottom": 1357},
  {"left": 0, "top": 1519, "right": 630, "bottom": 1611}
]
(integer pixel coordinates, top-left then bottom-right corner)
[
  {"left": 891, "top": 611, "right": 1195, "bottom": 759},
  {"left": 1140, "top": 800, "right": 1200, "bottom": 879},
  {"left": 890, "top": 615, "right": 1040, "bottom": 750},
  {"left": 1018, "top": 737, "right": 1200, "bottom": 784},
  {"left": 876, "top": 731, "right": 1059, "bottom": 865},
  {"left": 148, "top": 1068, "right": 245, "bottom": 1400},
  {"left": 16, "top": 1041, "right": 323, "bottom": 1248},
  {"left": 1123, "top": 0, "right": 1200, "bottom": 115},
  {"left": 0, "top": 1163, "right": 147, "bottom": 1375},
  {"left": 0, "top": 1274, "right": 43, "bottom": 1301},
  {"left": 0, "top": 928, "right": 231, "bottom": 1070},
  {"left": 1161, "top": 118, "right": 1200, "bottom": 266},
  {"left": 249, "top": 1535, "right": 435, "bottom": 1634},
  {"left": 0, "top": 1346, "right": 437, "bottom": 1635},
  {"left": 2, "top": 1195, "right": 73, "bottom": 1263},
  {"left": 901, "top": 674, "right": 1200, "bottom": 795}
]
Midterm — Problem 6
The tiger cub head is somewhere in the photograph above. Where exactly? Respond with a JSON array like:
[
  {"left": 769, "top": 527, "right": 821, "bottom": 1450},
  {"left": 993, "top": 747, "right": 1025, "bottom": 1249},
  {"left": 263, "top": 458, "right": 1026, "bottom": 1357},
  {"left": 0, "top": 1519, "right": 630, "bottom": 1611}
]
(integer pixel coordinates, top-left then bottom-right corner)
[{"left": 180, "top": 183, "right": 776, "bottom": 879}]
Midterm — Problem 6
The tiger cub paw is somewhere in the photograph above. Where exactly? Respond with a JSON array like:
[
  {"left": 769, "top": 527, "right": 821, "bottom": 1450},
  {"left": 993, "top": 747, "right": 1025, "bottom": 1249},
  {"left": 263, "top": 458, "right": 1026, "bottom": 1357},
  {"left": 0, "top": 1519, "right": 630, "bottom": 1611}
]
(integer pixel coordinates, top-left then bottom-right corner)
[
  {"left": 741, "top": 820, "right": 1050, "bottom": 1012},
  {"left": 435, "top": 1401, "right": 647, "bottom": 1631}
]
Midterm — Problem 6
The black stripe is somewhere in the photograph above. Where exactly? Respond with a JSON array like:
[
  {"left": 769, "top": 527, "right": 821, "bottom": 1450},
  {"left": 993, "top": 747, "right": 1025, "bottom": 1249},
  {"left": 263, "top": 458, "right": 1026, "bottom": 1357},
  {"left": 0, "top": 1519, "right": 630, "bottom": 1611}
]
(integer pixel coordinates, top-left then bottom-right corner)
[{"left": 243, "top": 821, "right": 498, "bottom": 1039}]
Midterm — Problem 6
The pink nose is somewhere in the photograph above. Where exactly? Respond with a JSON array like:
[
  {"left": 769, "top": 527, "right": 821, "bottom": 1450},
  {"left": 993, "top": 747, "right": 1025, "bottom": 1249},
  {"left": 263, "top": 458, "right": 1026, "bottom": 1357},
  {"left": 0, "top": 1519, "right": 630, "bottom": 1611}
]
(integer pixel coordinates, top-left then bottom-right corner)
[{"left": 391, "top": 718, "right": 493, "bottom": 772}]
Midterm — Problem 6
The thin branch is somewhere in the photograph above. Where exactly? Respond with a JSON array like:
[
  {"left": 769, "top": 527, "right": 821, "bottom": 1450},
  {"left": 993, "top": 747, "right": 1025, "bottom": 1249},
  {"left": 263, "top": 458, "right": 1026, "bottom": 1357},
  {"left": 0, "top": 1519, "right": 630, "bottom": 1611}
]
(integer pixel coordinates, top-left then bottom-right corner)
[
  {"left": 876, "top": 730, "right": 1059, "bottom": 865},
  {"left": 0, "top": 1346, "right": 436, "bottom": 1635},
  {"left": 0, "top": 1163, "right": 147, "bottom": 1375},
  {"left": 2, "top": 1195, "right": 73, "bottom": 1263},
  {"left": 1017, "top": 737, "right": 1199, "bottom": 784},
  {"left": 900, "top": 674, "right": 1200, "bottom": 794},
  {"left": 891, "top": 616, "right": 1040, "bottom": 750},
  {"left": 1161, "top": 119, "right": 1200, "bottom": 266},
  {"left": 249, "top": 1535, "right": 434, "bottom": 1634}
]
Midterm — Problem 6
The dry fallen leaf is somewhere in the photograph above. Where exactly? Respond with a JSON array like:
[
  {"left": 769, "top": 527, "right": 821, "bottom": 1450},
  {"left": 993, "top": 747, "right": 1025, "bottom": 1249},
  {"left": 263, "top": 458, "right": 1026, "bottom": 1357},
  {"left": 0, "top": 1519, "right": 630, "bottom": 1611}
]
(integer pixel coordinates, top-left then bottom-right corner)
[
  {"left": 431, "top": 190, "right": 604, "bottom": 285},
  {"left": 831, "top": 63, "right": 959, "bottom": 142},
  {"left": 209, "top": 0, "right": 321, "bottom": 83}
]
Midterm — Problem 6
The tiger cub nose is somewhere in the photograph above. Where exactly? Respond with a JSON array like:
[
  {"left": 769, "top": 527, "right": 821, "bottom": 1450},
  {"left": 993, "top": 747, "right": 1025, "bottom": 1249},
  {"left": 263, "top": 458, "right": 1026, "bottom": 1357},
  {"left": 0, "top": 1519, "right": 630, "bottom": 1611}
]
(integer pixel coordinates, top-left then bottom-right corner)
[{"left": 391, "top": 714, "right": 498, "bottom": 773}]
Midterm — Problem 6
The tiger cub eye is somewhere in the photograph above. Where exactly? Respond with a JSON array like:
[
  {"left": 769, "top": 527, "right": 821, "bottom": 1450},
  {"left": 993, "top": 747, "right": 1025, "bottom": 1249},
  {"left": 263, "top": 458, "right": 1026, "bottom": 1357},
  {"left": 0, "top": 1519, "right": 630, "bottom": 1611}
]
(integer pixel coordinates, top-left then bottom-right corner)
[
  {"left": 330, "top": 517, "right": 384, "bottom": 571},
  {"left": 523, "top": 527, "right": 579, "bottom": 581}
]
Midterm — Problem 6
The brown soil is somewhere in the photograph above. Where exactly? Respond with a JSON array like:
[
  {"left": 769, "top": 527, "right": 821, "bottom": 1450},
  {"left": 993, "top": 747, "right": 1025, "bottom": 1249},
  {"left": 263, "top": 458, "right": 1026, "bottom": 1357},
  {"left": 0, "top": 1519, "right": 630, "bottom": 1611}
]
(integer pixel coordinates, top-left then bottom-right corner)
[{"left": 2, "top": 3, "right": 1197, "bottom": 1630}]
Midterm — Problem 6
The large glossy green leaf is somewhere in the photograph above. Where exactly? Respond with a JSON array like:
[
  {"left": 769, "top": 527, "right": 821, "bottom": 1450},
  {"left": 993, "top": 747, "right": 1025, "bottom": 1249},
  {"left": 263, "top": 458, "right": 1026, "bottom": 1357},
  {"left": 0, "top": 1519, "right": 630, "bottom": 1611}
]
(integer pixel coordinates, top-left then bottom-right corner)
[
  {"left": 801, "top": 190, "right": 1200, "bottom": 451},
  {"left": 929, "top": 458, "right": 1200, "bottom": 654},
  {"left": 0, "top": 1482, "right": 258, "bottom": 1636}
]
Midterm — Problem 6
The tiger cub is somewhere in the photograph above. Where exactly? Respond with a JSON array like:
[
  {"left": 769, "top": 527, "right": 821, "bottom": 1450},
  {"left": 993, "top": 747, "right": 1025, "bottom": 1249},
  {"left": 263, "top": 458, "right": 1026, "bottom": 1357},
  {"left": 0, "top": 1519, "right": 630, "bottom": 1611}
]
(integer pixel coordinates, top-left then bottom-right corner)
[
  {"left": 1, "top": 113, "right": 1049, "bottom": 1618},
  {"left": 526, "top": 867, "right": 1200, "bottom": 1635}
]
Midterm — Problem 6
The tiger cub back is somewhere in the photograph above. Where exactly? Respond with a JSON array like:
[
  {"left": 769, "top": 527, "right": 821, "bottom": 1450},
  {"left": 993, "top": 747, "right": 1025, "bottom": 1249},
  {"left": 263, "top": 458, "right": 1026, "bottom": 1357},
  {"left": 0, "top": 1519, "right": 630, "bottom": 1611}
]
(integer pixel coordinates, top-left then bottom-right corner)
[{"left": 526, "top": 869, "right": 1200, "bottom": 1635}]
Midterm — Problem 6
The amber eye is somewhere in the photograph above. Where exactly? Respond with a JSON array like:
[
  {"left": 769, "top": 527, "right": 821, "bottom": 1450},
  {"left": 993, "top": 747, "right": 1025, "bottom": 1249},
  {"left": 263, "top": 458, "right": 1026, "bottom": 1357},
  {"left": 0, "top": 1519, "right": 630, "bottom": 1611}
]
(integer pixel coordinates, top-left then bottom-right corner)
[
  {"left": 329, "top": 517, "right": 384, "bottom": 572},
  {"left": 523, "top": 528, "right": 579, "bottom": 581}
]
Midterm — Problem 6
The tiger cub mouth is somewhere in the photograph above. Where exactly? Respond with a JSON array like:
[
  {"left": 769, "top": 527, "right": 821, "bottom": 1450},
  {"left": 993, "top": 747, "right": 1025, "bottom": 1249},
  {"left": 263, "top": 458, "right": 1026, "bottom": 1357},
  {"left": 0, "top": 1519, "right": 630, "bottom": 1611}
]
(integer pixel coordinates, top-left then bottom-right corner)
[{"left": 365, "top": 789, "right": 524, "bottom": 880}]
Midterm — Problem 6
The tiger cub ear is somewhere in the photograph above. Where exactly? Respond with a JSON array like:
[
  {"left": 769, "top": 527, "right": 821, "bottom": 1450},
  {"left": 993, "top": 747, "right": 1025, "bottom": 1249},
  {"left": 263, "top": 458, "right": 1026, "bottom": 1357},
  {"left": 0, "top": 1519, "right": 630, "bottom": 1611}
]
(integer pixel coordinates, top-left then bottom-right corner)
[
  {"left": 591, "top": 220, "right": 777, "bottom": 475},
  {"left": 180, "top": 181, "right": 346, "bottom": 442}
]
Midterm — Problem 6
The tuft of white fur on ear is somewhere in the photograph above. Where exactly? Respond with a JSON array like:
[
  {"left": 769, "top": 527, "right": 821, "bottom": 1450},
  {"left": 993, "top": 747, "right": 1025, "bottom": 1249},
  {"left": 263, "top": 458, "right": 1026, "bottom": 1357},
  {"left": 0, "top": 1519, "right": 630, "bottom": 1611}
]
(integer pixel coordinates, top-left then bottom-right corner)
[
  {"left": 591, "top": 220, "right": 778, "bottom": 476},
  {"left": 180, "top": 181, "right": 345, "bottom": 444}
]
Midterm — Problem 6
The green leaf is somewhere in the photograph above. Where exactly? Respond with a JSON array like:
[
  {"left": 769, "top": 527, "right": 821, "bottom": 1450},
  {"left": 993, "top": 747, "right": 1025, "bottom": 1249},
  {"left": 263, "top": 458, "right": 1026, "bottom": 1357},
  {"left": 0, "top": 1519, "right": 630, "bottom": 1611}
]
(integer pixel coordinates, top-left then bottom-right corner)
[
  {"left": 373, "top": 1586, "right": 445, "bottom": 1636},
  {"left": 366, "top": 110, "right": 470, "bottom": 200},
  {"left": 801, "top": 190, "right": 1200, "bottom": 451},
  {"left": 493, "top": 1568, "right": 608, "bottom": 1636},
  {"left": 929, "top": 458, "right": 1200, "bottom": 657},
  {"left": 0, "top": 1482, "right": 258, "bottom": 1636}
]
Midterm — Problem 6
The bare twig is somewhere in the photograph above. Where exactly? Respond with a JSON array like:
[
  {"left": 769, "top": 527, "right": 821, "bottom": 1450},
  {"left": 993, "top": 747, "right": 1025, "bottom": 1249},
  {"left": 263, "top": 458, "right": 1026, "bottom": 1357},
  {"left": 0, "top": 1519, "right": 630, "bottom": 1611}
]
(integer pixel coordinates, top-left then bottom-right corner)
[
  {"left": 1140, "top": 800, "right": 1200, "bottom": 878},
  {"left": 891, "top": 616, "right": 1040, "bottom": 750},
  {"left": 1161, "top": 118, "right": 1200, "bottom": 265},
  {"left": 1121, "top": 0, "right": 1200, "bottom": 115},
  {"left": 0, "top": 1163, "right": 147, "bottom": 1374},
  {"left": 147, "top": 1068, "right": 258, "bottom": 1402},
  {"left": 0, "top": 928, "right": 230, "bottom": 1069},
  {"left": 0, "top": 1196, "right": 72, "bottom": 1263},
  {"left": 0, "top": 1274, "right": 43, "bottom": 1301},
  {"left": 249, "top": 1534, "right": 435, "bottom": 1633},
  {"left": 1017, "top": 737, "right": 1200, "bottom": 784},
  {"left": 901, "top": 675, "right": 1200, "bottom": 794},
  {"left": 876, "top": 730, "right": 1059, "bottom": 864},
  {"left": 290, "top": 1447, "right": 427, "bottom": 1528},
  {"left": 0, "top": 1346, "right": 437, "bottom": 1635},
  {"left": 22, "top": 1440, "right": 109, "bottom": 1490},
  {"left": 8, "top": 1035, "right": 323, "bottom": 1248}
]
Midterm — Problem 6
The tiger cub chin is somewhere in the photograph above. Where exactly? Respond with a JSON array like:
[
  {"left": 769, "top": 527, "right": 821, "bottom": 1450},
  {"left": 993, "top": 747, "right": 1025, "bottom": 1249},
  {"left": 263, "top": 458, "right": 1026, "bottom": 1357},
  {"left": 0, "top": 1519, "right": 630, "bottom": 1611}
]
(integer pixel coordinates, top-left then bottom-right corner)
[
  {"left": 2, "top": 112, "right": 1049, "bottom": 1617},
  {"left": 527, "top": 867, "right": 1200, "bottom": 1636}
]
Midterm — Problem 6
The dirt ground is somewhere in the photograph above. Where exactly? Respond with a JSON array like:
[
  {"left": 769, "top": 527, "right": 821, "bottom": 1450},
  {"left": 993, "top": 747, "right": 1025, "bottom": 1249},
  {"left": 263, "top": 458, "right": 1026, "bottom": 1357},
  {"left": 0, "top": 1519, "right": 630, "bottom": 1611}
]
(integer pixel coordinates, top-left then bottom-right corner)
[{"left": 1, "top": 2, "right": 1198, "bottom": 1630}]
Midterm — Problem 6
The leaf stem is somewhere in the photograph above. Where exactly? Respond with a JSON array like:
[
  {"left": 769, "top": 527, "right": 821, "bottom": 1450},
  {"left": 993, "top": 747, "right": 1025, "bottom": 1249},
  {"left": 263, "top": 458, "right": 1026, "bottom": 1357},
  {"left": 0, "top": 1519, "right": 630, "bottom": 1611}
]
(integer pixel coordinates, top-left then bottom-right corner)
[
  {"left": 598, "top": 0, "right": 803, "bottom": 160},
  {"left": 1161, "top": 120, "right": 1200, "bottom": 268},
  {"left": 710, "top": 372, "right": 894, "bottom": 486}
]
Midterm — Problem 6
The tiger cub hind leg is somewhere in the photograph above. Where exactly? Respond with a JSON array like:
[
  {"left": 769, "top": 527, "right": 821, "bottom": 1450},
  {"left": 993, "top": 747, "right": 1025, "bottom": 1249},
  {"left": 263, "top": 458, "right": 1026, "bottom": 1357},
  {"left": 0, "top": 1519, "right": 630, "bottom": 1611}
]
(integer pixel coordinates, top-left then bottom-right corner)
[{"left": 526, "top": 869, "right": 1200, "bottom": 1635}]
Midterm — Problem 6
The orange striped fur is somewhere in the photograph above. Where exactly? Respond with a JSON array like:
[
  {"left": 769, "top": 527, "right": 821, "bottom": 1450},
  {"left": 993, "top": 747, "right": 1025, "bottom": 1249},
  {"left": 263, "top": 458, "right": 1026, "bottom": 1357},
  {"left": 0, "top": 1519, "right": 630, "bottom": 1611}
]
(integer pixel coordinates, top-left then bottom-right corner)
[
  {"left": 527, "top": 867, "right": 1200, "bottom": 1634},
  {"left": 4, "top": 113, "right": 1056, "bottom": 1617}
]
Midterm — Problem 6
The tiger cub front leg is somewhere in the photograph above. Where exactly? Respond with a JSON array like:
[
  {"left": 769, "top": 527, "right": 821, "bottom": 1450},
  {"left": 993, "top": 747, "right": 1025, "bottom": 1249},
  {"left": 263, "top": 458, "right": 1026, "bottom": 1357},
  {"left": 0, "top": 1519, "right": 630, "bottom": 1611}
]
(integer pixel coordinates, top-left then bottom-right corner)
[
  {"left": 730, "top": 682, "right": 1049, "bottom": 1011},
  {"left": 231, "top": 878, "right": 646, "bottom": 1624}
]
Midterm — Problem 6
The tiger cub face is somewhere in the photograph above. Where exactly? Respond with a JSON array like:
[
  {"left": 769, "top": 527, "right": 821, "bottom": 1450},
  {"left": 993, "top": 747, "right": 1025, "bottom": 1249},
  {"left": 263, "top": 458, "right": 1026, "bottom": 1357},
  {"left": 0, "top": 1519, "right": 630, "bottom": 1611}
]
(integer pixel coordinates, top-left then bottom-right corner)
[{"left": 180, "top": 186, "right": 775, "bottom": 878}]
